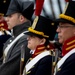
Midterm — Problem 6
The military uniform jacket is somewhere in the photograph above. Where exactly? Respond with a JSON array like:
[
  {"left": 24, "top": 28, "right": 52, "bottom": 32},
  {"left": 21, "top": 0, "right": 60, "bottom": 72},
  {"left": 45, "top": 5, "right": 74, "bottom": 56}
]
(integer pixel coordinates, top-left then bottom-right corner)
[
  {"left": 55, "top": 36, "right": 75, "bottom": 75},
  {"left": 0, "top": 21, "right": 31, "bottom": 75},
  {"left": 26, "top": 55, "right": 52, "bottom": 75},
  {"left": 24, "top": 43, "right": 55, "bottom": 75},
  {"left": 56, "top": 51, "right": 75, "bottom": 75}
]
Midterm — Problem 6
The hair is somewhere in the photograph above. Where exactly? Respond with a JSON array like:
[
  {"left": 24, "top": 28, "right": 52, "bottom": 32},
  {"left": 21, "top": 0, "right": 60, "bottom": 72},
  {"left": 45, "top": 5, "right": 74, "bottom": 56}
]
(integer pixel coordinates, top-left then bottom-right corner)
[{"left": 35, "top": 34, "right": 50, "bottom": 47}]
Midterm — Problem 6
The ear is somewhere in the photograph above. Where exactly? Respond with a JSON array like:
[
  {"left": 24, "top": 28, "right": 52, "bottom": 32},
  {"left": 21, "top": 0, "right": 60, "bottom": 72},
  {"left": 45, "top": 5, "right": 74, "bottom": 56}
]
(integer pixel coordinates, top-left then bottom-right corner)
[
  {"left": 40, "top": 38, "right": 46, "bottom": 45},
  {"left": 19, "top": 15, "right": 25, "bottom": 22}
]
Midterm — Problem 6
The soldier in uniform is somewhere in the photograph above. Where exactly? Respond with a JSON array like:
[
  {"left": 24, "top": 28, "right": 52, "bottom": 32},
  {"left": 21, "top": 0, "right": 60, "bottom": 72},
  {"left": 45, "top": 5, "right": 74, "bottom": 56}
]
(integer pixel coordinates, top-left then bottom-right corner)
[
  {"left": 23, "top": 15, "right": 57, "bottom": 75},
  {"left": 54, "top": 0, "right": 75, "bottom": 75},
  {"left": 0, "top": 0, "right": 11, "bottom": 58},
  {"left": 0, "top": 0, "right": 34, "bottom": 75}
]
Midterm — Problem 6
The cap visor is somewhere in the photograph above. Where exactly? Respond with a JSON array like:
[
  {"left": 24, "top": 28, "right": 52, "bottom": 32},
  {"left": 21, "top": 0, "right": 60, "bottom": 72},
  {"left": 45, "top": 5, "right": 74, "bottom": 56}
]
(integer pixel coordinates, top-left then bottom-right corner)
[
  {"left": 24, "top": 31, "right": 35, "bottom": 36},
  {"left": 6, "top": 10, "right": 18, "bottom": 16},
  {"left": 24, "top": 31, "right": 44, "bottom": 38},
  {"left": 56, "top": 18, "right": 75, "bottom": 25}
]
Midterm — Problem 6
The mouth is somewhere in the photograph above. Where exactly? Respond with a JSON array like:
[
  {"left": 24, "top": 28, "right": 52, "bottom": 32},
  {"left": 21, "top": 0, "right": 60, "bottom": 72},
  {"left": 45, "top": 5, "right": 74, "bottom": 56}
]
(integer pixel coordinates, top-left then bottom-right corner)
[{"left": 58, "top": 35, "right": 62, "bottom": 39}]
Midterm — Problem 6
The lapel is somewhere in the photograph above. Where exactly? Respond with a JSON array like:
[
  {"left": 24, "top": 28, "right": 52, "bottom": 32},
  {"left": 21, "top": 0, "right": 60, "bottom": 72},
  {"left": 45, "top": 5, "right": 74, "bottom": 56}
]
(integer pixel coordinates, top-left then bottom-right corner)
[
  {"left": 5, "top": 40, "right": 16, "bottom": 61},
  {"left": 25, "top": 50, "right": 51, "bottom": 72}
]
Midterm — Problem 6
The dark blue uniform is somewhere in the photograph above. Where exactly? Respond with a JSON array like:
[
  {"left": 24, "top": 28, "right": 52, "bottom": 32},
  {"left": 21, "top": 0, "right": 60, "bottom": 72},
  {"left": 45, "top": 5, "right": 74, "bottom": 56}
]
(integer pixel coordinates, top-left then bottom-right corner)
[
  {"left": 55, "top": 36, "right": 75, "bottom": 75},
  {"left": 26, "top": 55, "right": 52, "bottom": 75},
  {"left": 56, "top": 53, "right": 75, "bottom": 75}
]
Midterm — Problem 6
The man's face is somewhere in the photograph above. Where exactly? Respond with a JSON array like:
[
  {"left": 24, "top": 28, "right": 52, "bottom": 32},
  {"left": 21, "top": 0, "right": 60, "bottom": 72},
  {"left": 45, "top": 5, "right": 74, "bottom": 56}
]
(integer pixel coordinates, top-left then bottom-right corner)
[
  {"left": 56, "top": 22, "right": 75, "bottom": 44},
  {"left": 5, "top": 13, "right": 21, "bottom": 29}
]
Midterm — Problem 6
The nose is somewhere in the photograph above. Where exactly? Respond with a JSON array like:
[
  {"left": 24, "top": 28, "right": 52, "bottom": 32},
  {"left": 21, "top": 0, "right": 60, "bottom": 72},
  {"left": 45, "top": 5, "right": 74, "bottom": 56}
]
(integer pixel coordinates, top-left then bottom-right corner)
[{"left": 56, "top": 26, "right": 61, "bottom": 33}]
